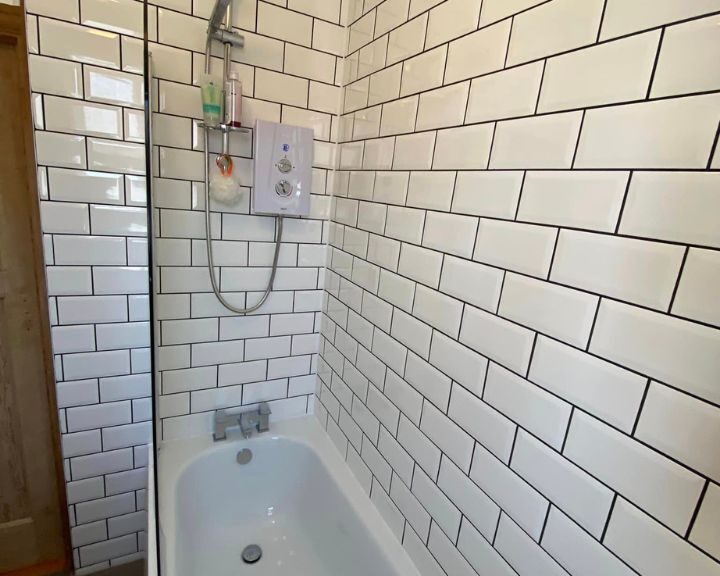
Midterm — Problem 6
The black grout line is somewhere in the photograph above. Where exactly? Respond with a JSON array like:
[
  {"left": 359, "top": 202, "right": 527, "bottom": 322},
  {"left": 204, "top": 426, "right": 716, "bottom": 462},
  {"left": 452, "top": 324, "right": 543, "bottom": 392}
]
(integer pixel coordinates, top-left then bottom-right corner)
[
  {"left": 630, "top": 380, "right": 651, "bottom": 436},
  {"left": 707, "top": 120, "right": 720, "bottom": 169},
  {"left": 685, "top": 480, "right": 710, "bottom": 539},
  {"left": 645, "top": 27, "right": 666, "bottom": 99},
  {"left": 667, "top": 246, "right": 690, "bottom": 312}
]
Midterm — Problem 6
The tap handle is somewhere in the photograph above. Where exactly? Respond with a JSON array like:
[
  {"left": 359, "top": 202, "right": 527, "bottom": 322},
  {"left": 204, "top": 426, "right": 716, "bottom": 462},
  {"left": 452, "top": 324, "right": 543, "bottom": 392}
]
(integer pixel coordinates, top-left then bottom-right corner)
[{"left": 258, "top": 402, "right": 271, "bottom": 415}]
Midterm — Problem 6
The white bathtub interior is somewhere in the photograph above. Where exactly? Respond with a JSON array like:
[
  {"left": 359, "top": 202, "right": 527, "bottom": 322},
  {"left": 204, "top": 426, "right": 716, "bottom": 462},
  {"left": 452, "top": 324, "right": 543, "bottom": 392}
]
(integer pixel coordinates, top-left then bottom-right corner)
[{"left": 156, "top": 417, "right": 420, "bottom": 576}]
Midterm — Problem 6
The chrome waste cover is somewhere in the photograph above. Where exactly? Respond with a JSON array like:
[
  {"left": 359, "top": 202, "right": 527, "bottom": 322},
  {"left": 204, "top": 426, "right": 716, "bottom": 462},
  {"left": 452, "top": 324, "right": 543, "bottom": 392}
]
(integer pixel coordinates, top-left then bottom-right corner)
[
  {"left": 242, "top": 544, "right": 262, "bottom": 564},
  {"left": 236, "top": 448, "right": 253, "bottom": 465}
]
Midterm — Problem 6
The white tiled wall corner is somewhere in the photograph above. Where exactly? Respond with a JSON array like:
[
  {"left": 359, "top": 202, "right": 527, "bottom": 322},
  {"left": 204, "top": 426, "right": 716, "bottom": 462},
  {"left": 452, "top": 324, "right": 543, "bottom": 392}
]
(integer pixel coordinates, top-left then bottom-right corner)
[
  {"left": 27, "top": 0, "right": 150, "bottom": 570},
  {"left": 317, "top": 1, "right": 720, "bottom": 576}
]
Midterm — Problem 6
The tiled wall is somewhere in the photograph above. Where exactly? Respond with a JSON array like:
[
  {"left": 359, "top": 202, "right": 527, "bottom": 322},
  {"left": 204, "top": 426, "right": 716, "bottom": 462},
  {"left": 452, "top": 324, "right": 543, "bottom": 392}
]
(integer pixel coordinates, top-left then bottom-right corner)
[
  {"left": 316, "top": 2, "right": 720, "bottom": 576},
  {"left": 149, "top": 0, "right": 344, "bottom": 440},
  {"left": 26, "top": 0, "right": 150, "bottom": 572}
]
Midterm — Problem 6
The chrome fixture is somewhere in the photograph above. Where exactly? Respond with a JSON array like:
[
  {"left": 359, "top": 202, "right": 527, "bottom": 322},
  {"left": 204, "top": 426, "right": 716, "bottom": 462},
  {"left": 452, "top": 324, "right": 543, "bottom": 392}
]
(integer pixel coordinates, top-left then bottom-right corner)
[
  {"left": 212, "top": 403, "right": 271, "bottom": 441},
  {"left": 239, "top": 403, "right": 271, "bottom": 438},
  {"left": 202, "top": 0, "right": 284, "bottom": 316}
]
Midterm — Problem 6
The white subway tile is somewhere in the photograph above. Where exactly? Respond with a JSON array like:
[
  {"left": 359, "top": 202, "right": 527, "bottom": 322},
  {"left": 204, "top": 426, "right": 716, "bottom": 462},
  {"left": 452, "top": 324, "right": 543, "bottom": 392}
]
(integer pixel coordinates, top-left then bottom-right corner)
[
  {"left": 507, "top": 0, "right": 605, "bottom": 65},
  {"left": 58, "top": 296, "right": 128, "bottom": 325},
  {"left": 425, "top": 0, "right": 481, "bottom": 48},
  {"left": 35, "top": 132, "right": 86, "bottom": 169},
  {"left": 457, "top": 519, "right": 516, "bottom": 576},
  {"left": 590, "top": 300, "right": 720, "bottom": 404},
  {"left": 439, "top": 255, "right": 503, "bottom": 313},
  {"left": 87, "top": 138, "right": 145, "bottom": 175},
  {"left": 391, "top": 474, "right": 431, "bottom": 540},
  {"left": 46, "top": 267, "right": 92, "bottom": 296},
  {"left": 257, "top": 2, "right": 312, "bottom": 46},
  {"left": 421, "top": 403, "right": 474, "bottom": 472},
  {"left": 690, "top": 483, "right": 720, "bottom": 561},
  {"left": 64, "top": 350, "right": 130, "bottom": 381},
  {"left": 369, "top": 64, "right": 402, "bottom": 106},
  {"left": 652, "top": 15, "right": 720, "bottom": 98},
  {"left": 466, "top": 62, "right": 544, "bottom": 123},
  {"left": 494, "top": 514, "right": 568, "bottom": 576},
  {"left": 518, "top": 171, "right": 628, "bottom": 232},
  {"left": 40, "top": 201, "right": 90, "bottom": 234},
  {"left": 413, "top": 285, "right": 463, "bottom": 339},
  {"left": 673, "top": 248, "right": 720, "bottom": 328},
  {"left": 75, "top": 492, "right": 135, "bottom": 524},
  {"left": 429, "top": 331, "right": 485, "bottom": 394},
  {"left": 26, "top": 0, "right": 79, "bottom": 21},
  {"left": 400, "top": 45, "right": 446, "bottom": 97},
  {"left": 470, "top": 443, "right": 548, "bottom": 540},
  {"left": 619, "top": 172, "right": 720, "bottom": 248},
  {"left": 490, "top": 111, "right": 583, "bottom": 169},
  {"left": 538, "top": 31, "right": 660, "bottom": 113},
  {"left": 474, "top": 219, "right": 557, "bottom": 278},
  {"left": 500, "top": 274, "right": 598, "bottom": 347},
  {"left": 391, "top": 309, "right": 432, "bottom": 358},
  {"left": 428, "top": 523, "right": 479, "bottom": 576},
  {"left": 393, "top": 132, "right": 436, "bottom": 170},
  {"left": 39, "top": 18, "right": 120, "bottom": 68},
  {"left": 486, "top": 363, "right": 572, "bottom": 449},
  {"left": 29, "top": 55, "right": 83, "bottom": 97},
  {"left": 387, "top": 13, "right": 427, "bottom": 65},
  {"left": 575, "top": 94, "right": 720, "bottom": 169},
  {"left": 444, "top": 19, "right": 511, "bottom": 84},
  {"left": 422, "top": 212, "right": 478, "bottom": 258},
  {"left": 96, "top": 321, "right": 149, "bottom": 350},
  {"left": 433, "top": 124, "right": 495, "bottom": 170},
  {"left": 385, "top": 371, "right": 422, "bottom": 425},
  {"left": 459, "top": 305, "right": 535, "bottom": 375},
  {"left": 452, "top": 171, "right": 524, "bottom": 219},
  {"left": 416, "top": 82, "right": 469, "bottom": 131},
  {"left": 479, "top": 0, "right": 546, "bottom": 26},
  {"left": 398, "top": 416, "right": 441, "bottom": 478},
  {"left": 84, "top": 66, "right": 143, "bottom": 108},
  {"left": 600, "top": 0, "right": 720, "bottom": 40},
  {"left": 605, "top": 499, "right": 720, "bottom": 576},
  {"left": 67, "top": 401, "right": 131, "bottom": 433},
  {"left": 57, "top": 379, "right": 99, "bottom": 408},
  {"left": 449, "top": 384, "right": 515, "bottom": 463},
  {"left": 529, "top": 336, "right": 647, "bottom": 433},
  {"left": 439, "top": 459, "right": 501, "bottom": 542},
  {"left": 161, "top": 318, "right": 218, "bottom": 346},
  {"left": 543, "top": 507, "right": 636, "bottom": 576},
  {"left": 398, "top": 243, "right": 443, "bottom": 288},
  {"left": 93, "top": 267, "right": 148, "bottom": 295},
  {"left": 551, "top": 230, "right": 685, "bottom": 310},
  {"left": 54, "top": 235, "right": 126, "bottom": 266},
  {"left": 385, "top": 206, "right": 425, "bottom": 244},
  {"left": 564, "top": 411, "right": 705, "bottom": 534},
  {"left": 49, "top": 168, "right": 124, "bottom": 205},
  {"left": 636, "top": 383, "right": 720, "bottom": 482},
  {"left": 513, "top": 430, "right": 613, "bottom": 537},
  {"left": 407, "top": 171, "right": 455, "bottom": 211}
]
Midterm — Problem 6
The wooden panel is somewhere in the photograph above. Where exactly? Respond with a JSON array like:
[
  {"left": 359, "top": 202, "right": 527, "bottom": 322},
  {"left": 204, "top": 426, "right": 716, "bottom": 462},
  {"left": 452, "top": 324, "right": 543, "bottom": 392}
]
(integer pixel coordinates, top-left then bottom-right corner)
[{"left": 0, "top": 3, "right": 71, "bottom": 574}]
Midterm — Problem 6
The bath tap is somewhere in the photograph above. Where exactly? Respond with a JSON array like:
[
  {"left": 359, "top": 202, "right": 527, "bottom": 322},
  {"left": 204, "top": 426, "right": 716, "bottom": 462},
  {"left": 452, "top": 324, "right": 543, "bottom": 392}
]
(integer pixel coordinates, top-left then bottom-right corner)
[
  {"left": 239, "top": 403, "right": 271, "bottom": 438},
  {"left": 213, "top": 404, "right": 272, "bottom": 441}
]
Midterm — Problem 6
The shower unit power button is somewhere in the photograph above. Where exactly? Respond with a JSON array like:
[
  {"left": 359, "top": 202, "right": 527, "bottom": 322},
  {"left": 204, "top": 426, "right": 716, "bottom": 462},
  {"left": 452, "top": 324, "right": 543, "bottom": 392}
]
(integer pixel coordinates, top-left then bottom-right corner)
[{"left": 253, "top": 120, "right": 313, "bottom": 216}]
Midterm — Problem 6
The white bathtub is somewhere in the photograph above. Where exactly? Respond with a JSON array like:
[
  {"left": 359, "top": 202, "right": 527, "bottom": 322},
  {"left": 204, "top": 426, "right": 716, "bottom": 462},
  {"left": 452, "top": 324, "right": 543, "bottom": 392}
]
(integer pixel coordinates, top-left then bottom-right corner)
[{"left": 156, "top": 416, "right": 420, "bottom": 576}]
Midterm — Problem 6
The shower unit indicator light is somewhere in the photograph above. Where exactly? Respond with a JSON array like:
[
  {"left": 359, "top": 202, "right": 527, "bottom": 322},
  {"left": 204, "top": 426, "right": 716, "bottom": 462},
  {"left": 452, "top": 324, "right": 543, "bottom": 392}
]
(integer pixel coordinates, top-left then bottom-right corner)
[{"left": 282, "top": 144, "right": 290, "bottom": 152}]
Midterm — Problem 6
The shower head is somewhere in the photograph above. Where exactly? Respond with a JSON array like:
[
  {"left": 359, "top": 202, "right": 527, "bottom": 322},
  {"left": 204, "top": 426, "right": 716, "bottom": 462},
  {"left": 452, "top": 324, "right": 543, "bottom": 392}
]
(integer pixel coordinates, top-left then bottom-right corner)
[{"left": 209, "top": 0, "right": 232, "bottom": 32}]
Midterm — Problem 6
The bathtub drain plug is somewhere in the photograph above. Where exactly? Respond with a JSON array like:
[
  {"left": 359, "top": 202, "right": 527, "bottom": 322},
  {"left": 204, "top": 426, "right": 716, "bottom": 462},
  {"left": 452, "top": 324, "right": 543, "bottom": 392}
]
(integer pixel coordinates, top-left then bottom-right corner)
[{"left": 242, "top": 544, "right": 262, "bottom": 564}]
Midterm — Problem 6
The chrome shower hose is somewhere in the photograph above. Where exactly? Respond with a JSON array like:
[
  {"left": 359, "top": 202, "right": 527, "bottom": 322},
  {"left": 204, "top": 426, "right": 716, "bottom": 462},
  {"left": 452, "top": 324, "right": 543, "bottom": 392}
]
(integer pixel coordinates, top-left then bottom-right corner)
[{"left": 203, "top": 126, "right": 283, "bottom": 314}]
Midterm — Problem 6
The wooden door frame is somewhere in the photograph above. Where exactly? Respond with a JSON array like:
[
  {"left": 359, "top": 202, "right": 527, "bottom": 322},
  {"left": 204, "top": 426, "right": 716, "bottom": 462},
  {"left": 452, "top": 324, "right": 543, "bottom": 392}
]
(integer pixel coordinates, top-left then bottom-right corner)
[{"left": 0, "top": 2, "right": 72, "bottom": 574}]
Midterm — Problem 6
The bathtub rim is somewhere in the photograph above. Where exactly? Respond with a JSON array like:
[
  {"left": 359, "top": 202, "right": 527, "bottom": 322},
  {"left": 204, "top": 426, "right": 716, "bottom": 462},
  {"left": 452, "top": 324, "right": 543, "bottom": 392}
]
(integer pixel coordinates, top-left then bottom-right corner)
[{"left": 155, "top": 414, "right": 421, "bottom": 576}]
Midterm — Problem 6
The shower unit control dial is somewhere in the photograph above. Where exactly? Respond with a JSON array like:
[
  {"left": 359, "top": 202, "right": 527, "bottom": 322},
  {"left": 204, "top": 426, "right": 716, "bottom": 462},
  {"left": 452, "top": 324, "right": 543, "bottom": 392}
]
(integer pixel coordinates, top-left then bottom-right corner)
[{"left": 253, "top": 120, "right": 313, "bottom": 216}]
